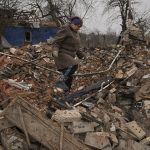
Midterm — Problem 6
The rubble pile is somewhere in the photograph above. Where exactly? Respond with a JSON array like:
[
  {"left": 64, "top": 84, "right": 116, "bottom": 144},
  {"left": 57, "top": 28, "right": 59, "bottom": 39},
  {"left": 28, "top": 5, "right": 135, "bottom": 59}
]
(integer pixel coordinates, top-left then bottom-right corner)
[
  {"left": 70, "top": 46, "right": 150, "bottom": 149},
  {"left": 0, "top": 42, "right": 149, "bottom": 150},
  {"left": 0, "top": 43, "right": 58, "bottom": 110}
]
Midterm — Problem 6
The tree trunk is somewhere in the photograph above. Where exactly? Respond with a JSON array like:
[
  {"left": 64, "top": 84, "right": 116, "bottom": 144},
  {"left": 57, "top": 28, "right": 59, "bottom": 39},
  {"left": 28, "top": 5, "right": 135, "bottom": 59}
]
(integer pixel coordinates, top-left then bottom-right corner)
[
  {"left": 122, "top": 19, "right": 127, "bottom": 32},
  {"left": 0, "top": 34, "right": 3, "bottom": 51}
]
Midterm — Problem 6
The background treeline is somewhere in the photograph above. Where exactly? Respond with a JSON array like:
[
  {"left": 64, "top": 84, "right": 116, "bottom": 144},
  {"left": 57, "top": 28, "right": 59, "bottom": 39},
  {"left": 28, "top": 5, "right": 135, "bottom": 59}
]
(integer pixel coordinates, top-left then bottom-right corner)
[{"left": 80, "top": 31, "right": 118, "bottom": 49}]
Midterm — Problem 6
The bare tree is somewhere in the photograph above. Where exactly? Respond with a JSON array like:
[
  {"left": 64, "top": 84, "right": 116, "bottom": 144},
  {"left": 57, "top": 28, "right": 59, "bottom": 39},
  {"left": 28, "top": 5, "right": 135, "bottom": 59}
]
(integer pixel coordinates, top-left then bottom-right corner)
[
  {"left": 102, "top": 0, "right": 138, "bottom": 32},
  {"left": 0, "top": 0, "right": 21, "bottom": 9},
  {"left": 27, "top": 0, "right": 97, "bottom": 26},
  {"left": 0, "top": 0, "right": 22, "bottom": 48},
  {"left": 135, "top": 10, "right": 150, "bottom": 34},
  {"left": 80, "top": 30, "right": 117, "bottom": 49}
]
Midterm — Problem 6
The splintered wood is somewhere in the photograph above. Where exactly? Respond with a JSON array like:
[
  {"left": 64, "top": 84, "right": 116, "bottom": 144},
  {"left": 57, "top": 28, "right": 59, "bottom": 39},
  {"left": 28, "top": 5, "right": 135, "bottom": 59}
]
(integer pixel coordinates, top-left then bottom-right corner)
[{"left": 1, "top": 98, "right": 92, "bottom": 150}]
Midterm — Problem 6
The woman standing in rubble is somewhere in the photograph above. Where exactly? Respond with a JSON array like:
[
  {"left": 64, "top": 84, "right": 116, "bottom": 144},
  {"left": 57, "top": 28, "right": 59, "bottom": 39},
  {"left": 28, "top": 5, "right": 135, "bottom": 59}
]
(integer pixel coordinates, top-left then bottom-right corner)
[{"left": 52, "top": 16, "right": 85, "bottom": 94}]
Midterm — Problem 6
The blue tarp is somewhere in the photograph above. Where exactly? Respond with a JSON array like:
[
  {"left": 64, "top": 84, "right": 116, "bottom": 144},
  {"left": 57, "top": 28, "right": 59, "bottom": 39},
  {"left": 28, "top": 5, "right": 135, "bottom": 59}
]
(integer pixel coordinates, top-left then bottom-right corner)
[{"left": 4, "top": 26, "right": 57, "bottom": 47}]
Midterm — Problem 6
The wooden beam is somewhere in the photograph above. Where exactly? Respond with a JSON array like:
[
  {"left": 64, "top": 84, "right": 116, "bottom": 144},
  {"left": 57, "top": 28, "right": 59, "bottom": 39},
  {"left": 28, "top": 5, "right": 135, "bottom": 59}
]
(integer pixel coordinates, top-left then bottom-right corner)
[{"left": 2, "top": 98, "right": 92, "bottom": 150}]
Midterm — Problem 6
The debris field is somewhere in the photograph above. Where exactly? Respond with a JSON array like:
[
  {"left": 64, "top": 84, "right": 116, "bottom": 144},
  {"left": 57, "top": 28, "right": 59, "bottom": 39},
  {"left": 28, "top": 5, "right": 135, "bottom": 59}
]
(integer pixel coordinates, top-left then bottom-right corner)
[{"left": 0, "top": 43, "right": 149, "bottom": 150}]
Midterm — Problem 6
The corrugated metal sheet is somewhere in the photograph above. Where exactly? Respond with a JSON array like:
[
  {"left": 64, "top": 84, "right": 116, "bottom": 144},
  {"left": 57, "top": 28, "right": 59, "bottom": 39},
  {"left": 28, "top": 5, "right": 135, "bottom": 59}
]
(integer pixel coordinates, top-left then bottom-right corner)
[{"left": 4, "top": 26, "right": 57, "bottom": 47}]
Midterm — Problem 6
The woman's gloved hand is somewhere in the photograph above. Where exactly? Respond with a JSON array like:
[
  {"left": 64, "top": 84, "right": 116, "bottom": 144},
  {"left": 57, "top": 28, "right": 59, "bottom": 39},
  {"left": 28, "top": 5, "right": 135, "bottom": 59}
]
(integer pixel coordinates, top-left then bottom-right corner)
[{"left": 52, "top": 50, "right": 58, "bottom": 58}]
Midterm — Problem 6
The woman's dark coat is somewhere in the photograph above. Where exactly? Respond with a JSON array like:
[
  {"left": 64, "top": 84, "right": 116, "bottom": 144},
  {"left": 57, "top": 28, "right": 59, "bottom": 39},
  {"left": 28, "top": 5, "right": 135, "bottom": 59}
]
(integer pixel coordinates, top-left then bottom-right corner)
[{"left": 52, "top": 24, "right": 84, "bottom": 70}]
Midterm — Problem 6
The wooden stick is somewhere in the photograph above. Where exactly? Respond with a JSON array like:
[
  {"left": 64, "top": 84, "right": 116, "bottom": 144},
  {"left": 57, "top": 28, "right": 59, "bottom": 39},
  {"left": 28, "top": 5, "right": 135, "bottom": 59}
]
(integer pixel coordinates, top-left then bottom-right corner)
[
  {"left": 74, "top": 81, "right": 113, "bottom": 107},
  {"left": 22, "top": 55, "right": 48, "bottom": 64},
  {"left": 74, "top": 49, "right": 123, "bottom": 76},
  {"left": 60, "top": 123, "right": 64, "bottom": 150},
  {"left": 17, "top": 105, "right": 31, "bottom": 147}
]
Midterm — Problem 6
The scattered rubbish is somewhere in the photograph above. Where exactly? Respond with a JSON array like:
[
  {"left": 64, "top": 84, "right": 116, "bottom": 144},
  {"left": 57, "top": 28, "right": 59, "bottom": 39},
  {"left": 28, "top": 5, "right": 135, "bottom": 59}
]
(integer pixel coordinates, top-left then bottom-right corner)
[
  {"left": 4, "top": 79, "right": 32, "bottom": 90},
  {"left": 0, "top": 43, "right": 149, "bottom": 149}
]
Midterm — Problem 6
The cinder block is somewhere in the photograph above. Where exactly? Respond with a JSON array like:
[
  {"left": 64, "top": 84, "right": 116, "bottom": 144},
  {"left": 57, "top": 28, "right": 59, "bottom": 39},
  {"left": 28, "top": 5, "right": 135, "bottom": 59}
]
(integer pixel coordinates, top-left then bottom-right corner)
[
  {"left": 69, "top": 121, "right": 98, "bottom": 134},
  {"left": 126, "top": 121, "right": 146, "bottom": 140},
  {"left": 51, "top": 109, "right": 81, "bottom": 123}
]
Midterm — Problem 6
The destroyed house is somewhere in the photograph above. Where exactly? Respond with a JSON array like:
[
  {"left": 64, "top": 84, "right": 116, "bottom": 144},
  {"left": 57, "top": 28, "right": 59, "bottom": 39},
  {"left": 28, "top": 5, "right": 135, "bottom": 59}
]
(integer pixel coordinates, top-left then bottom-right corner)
[
  {"left": 4, "top": 24, "right": 57, "bottom": 47},
  {"left": 0, "top": 8, "right": 58, "bottom": 47}
]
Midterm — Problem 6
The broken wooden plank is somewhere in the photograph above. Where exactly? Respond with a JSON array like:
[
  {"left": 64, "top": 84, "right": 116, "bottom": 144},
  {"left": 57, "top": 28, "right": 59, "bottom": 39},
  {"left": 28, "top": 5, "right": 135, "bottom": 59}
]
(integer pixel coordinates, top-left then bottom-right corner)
[
  {"left": 2, "top": 97, "right": 93, "bottom": 150},
  {"left": 60, "top": 123, "right": 64, "bottom": 150},
  {"left": 17, "top": 105, "right": 31, "bottom": 147}
]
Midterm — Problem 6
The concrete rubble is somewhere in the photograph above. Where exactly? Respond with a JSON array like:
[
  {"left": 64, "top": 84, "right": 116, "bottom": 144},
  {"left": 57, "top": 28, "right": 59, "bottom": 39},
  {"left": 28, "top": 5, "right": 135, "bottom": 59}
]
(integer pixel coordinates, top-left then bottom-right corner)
[{"left": 0, "top": 41, "right": 149, "bottom": 150}]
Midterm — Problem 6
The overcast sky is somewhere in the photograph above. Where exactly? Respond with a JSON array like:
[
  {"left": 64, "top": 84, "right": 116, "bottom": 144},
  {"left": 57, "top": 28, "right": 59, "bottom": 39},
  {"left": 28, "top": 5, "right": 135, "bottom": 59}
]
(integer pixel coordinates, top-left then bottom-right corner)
[{"left": 81, "top": 0, "right": 150, "bottom": 34}]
